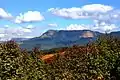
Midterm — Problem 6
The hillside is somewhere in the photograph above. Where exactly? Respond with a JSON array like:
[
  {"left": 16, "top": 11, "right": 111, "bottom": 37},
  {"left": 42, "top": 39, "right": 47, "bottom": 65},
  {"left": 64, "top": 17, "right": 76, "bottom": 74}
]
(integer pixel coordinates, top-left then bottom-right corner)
[
  {"left": 20, "top": 30, "right": 102, "bottom": 50},
  {"left": 1, "top": 34, "right": 120, "bottom": 80},
  {"left": 20, "top": 30, "right": 120, "bottom": 50}
]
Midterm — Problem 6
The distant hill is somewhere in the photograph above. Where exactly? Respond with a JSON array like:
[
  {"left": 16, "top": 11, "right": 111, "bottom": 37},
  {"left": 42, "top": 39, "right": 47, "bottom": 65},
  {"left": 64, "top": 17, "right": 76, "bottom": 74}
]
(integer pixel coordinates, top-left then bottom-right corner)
[
  {"left": 110, "top": 31, "right": 120, "bottom": 38},
  {"left": 11, "top": 38, "right": 31, "bottom": 42},
  {"left": 20, "top": 30, "right": 102, "bottom": 50}
]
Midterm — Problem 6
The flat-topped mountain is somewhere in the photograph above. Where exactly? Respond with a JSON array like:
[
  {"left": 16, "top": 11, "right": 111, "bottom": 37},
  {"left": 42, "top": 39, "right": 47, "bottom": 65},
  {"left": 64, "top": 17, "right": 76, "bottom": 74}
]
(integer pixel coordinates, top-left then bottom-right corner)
[
  {"left": 20, "top": 30, "right": 102, "bottom": 50},
  {"left": 19, "top": 30, "right": 120, "bottom": 50}
]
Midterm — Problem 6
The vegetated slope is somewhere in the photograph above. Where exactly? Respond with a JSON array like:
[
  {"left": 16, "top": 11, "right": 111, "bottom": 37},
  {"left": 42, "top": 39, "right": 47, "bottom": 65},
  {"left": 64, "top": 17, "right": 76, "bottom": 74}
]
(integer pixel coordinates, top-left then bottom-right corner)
[
  {"left": 39, "top": 35, "right": 120, "bottom": 80},
  {"left": 1, "top": 34, "right": 120, "bottom": 80},
  {"left": 20, "top": 30, "right": 102, "bottom": 50}
]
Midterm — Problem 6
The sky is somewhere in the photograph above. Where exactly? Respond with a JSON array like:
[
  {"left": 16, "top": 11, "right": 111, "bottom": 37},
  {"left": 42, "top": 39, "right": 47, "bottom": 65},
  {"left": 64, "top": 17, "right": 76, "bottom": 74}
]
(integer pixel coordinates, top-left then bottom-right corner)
[{"left": 0, "top": 0, "right": 120, "bottom": 40}]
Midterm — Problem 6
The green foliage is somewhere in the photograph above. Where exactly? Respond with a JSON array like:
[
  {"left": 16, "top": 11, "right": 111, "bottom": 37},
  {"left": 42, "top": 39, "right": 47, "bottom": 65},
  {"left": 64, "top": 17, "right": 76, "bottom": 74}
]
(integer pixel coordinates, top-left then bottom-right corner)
[
  {"left": 44, "top": 46, "right": 88, "bottom": 80},
  {"left": 88, "top": 34, "right": 120, "bottom": 80},
  {"left": 0, "top": 41, "right": 22, "bottom": 80},
  {"left": 0, "top": 41, "right": 46, "bottom": 80},
  {"left": 43, "top": 34, "right": 120, "bottom": 80},
  {"left": 1, "top": 34, "right": 120, "bottom": 80}
]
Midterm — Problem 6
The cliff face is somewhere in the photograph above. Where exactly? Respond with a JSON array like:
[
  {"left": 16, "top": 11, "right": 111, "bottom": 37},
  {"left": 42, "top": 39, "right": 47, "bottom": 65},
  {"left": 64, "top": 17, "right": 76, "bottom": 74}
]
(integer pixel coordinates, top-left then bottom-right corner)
[
  {"left": 40, "top": 30, "right": 58, "bottom": 38},
  {"left": 82, "top": 31, "right": 94, "bottom": 38}
]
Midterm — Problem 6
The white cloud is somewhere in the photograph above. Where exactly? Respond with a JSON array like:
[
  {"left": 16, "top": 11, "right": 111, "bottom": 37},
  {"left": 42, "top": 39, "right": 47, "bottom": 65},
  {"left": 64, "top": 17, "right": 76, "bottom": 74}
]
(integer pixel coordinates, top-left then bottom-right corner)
[
  {"left": 25, "top": 25, "right": 34, "bottom": 29},
  {"left": 4, "top": 25, "right": 9, "bottom": 28},
  {"left": 66, "top": 24, "right": 90, "bottom": 30},
  {"left": 48, "top": 7, "right": 89, "bottom": 19},
  {"left": 24, "top": 36, "right": 34, "bottom": 38},
  {"left": 66, "top": 24, "right": 120, "bottom": 33},
  {"left": 15, "top": 11, "right": 44, "bottom": 23},
  {"left": 0, "top": 28, "right": 5, "bottom": 34},
  {"left": 49, "top": 4, "right": 120, "bottom": 33},
  {"left": 0, "top": 8, "right": 12, "bottom": 19},
  {"left": 81, "top": 4, "right": 113, "bottom": 12},
  {"left": 48, "top": 23, "right": 58, "bottom": 27},
  {"left": 48, "top": 4, "right": 113, "bottom": 19},
  {"left": 0, "top": 34, "right": 5, "bottom": 37},
  {"left": 48, "top": 4, "right": 120, "bottom": 26},
  {"left": 0, "top": 25, "right": 34, "bottom": 41},
  {"left": 21, "top": 28, "right": 32, "bottom": 33}
]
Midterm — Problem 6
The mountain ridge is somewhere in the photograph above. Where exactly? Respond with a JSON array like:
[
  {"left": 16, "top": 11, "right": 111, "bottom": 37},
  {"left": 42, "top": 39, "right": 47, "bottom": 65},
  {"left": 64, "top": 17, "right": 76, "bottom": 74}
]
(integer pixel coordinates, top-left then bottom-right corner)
[{"left": 20, "top": 30, "right": 120, "bottom": 50}]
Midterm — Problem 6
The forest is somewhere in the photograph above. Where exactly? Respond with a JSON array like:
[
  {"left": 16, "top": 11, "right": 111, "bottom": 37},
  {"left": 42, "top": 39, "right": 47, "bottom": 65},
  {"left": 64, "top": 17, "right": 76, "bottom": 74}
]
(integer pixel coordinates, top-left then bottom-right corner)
[{"left": 1, "top": 34, "right": 120, "bottom": 80}]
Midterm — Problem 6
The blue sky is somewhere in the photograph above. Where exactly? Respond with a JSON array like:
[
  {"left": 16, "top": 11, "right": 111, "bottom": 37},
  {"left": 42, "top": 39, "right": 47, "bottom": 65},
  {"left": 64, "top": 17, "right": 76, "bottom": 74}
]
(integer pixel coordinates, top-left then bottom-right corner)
[{"left": 0, "top": 0, "right": 120, "bottom": 40}]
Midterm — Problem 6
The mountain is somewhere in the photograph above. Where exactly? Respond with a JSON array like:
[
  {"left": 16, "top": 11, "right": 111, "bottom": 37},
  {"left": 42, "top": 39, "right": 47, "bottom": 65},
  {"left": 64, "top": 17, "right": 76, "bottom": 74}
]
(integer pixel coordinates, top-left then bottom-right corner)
[
  {"left": 110, "top": 31, "right": 120, "bottom": 38},
  {"left": 20, "top": 30, "right": 102, "bottom": 50},
  {"left": 21, "top": 30, "right": 120, "bottom": 50}
]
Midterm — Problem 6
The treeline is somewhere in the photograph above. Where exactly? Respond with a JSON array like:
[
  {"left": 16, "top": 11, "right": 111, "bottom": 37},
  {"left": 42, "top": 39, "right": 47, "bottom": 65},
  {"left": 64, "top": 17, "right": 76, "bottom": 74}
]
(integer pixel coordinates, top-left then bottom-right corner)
[{"left": 1, "top": 34, "right": 120, "bottom": 80}]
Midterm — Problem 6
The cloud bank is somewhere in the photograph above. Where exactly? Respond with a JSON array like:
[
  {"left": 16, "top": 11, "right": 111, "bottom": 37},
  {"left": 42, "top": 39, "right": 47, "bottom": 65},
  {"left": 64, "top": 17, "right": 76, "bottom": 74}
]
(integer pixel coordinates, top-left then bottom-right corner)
[
  {"left": 48, "top": 4, "right": 113, "bottom": 19},
  {"left": 0, "top": 25, "right": 34, "bottom": 41},
  {"left": 66, "top": 24, "right": 120, "bottom": 33},
  {"left": 48, "top": 4, "right": 120, "bottom": 32}
]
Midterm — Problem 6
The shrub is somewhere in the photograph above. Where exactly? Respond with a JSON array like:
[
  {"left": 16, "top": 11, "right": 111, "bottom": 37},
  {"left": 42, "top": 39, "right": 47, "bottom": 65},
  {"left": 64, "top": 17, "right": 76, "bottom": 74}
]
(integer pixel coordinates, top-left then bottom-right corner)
[{"left": 0, "top": 41, "right": 47, "bottom": 80}]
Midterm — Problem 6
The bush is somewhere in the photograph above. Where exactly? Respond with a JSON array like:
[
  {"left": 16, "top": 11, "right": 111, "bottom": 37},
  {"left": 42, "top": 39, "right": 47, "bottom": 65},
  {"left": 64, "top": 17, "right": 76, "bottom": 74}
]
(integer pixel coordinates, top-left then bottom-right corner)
[
  {"left": 1, "top": 34, "right": 120, "bottom": 80},
  {"left": 0, "top": 41, "right": 47, "bottom": 80},
  {"left": 0, "top": 41, "right": 22, "bottom": 79},
  {"left": 88, "top": 34, "right": 120, "bottom": 80}
]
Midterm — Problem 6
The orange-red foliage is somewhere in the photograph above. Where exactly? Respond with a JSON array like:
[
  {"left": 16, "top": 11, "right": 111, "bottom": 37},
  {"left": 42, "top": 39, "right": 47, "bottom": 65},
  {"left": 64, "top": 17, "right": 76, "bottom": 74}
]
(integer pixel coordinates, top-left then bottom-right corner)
[
  {"left": 40, "top": 45, "right": 99, "bottom": 64},
  {"left": 40, "top": 51, "right": 66, "bottom": 64},
  {"left": 40, "top": 54, "right": 56, "bottom": 64}
]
